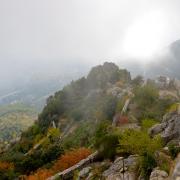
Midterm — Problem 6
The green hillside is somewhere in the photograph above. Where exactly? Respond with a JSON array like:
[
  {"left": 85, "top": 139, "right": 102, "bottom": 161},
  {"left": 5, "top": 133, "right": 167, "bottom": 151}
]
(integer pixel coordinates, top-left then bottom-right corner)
[{"left": 0, "top": 62, "right": 179, "bottom": 180}]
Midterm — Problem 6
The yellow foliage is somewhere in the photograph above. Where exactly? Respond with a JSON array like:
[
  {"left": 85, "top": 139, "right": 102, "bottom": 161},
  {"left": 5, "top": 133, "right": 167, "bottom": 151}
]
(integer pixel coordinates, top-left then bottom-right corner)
[
  {"left": 0, "top": 161, "right": 14, "bottom": 170},
  {"left": 47, "top": 127, "right": 60, "bottom": 139},
  {"left": 167, "top": 103, "right": 180, "bottom": 113}
]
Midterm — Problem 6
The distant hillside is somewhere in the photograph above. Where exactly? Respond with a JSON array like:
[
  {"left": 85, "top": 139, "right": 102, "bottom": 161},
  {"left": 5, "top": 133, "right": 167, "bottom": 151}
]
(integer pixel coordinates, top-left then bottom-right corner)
[
  {"left": 0, "top": 103, "right": 36, "bottom": 145},
  {"left": 0, "top": 70, "right": 88, "bottom": 111}
]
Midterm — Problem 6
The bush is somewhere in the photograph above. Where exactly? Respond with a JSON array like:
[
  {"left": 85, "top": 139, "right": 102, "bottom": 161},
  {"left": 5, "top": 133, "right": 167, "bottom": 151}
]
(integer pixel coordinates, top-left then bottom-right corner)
[
  {"left": 141, "top": 119, "right": 158, "bottom": 131},
  {"left": 167, "top": 103, "right": 180, "bottom": 113},
  {"left": 117, "top": 129, "right": 162, "bottom": 155},
  {"left": 15, "top": 143, "right": 64, "bottom": 174},
  {"left": 26, "top": 168, "right": 53, "bottom": 180},
  {"left": 141, "top": 152, "right": 157, "bottom": 179},
  {"left": 52, "top": 148, "right": 91, "bottom": 173},
  {"left": 0, "top": 162, "right": 17, "bottom": 180},
  {"left": 98, "top": 133, "right": 119, "bottom": 159},
  {"left": 94, "top": 122, "right": 120, "bottom": 159},
  {"left": 47, "top": 127, "right": 60, "bottom": 142},
  {"left": 168, "top": 143, "right": 180, "bottom": 159}
]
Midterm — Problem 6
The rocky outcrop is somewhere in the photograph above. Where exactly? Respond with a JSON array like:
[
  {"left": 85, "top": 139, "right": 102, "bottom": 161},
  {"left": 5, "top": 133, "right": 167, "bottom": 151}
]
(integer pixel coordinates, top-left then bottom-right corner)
[
  {"left": 149, "top": 112, "right": 180, "bottom": 144},
  {"left": 102, "top": 155, "right": 139, "bottom": 180},
  {"left": 107, "top": 86, "right": 123, "bottom": 97},
  {"left": 174, "top": 78, "right": 180, "bottom": 95},
  {"left": 150, "top": 168, "right": 168, "bottom": 180},
  {"left": 87, "top": 62, "right": 131, "bottom": 89},
  {"left": 77, "top": 166, "right": 92, "bottom": 179},
  {"left": 172, "top": 153, "right": 180, "bottom": 180}
]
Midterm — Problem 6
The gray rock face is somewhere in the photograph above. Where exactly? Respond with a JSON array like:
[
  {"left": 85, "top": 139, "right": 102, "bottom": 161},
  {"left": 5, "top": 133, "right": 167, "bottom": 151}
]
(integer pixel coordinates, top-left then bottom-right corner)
[
  {"left": 102, "top": 155, "right": 138, "bottom": 180},
  {"left": 104, "top": 172, "right": 136, "bottom": 180},
  {"left": 150, "top": 168, "right": 168, "bottom": 180},
  {"left": 149, "top": 112, "right": 180, "bottom": 144},
  {"left": 77, "top": 166, "right": 92, "bottom": 179},
  {"left": 107, "top": 86, "right": 123, "bottom": 97},
  {"left": 172, "top": 153, "right": 180, "bottom": 180}
]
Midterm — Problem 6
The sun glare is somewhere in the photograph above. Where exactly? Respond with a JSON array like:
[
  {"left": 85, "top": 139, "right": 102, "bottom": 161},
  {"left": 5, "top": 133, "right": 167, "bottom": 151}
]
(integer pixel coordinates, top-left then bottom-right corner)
[{"left": 122, "top": 11, "right": 166, "bottom": 61}]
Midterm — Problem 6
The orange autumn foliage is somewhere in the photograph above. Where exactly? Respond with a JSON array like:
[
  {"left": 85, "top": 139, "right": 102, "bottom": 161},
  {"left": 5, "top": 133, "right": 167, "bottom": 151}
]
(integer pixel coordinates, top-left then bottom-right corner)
[
  {"left": 26, "top": 169, "right": 53, "bottom": 180},
  {"left": 52, "top": 147, "right": 91, "bottom": 173},
  {"left": 26, "top": 148, "right": 92, "bottom": 180},
  {"left": 0, "top": 161, "right": 14, "bottom": 170}
]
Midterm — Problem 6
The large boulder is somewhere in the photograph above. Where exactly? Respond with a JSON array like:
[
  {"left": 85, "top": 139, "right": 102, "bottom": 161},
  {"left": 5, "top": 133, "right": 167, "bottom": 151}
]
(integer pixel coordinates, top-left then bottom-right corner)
[
  {"left": 149, "top": 112, "right": 180, "bottom": 144},
  {"left": 102, "top": 155, "right": 139, "bottom": 180}
]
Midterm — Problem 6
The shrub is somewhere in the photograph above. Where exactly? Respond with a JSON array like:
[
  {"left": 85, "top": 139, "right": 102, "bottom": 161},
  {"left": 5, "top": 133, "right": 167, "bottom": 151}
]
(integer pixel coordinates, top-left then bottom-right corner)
[
  {"left": 141, "top": 119, "right": 158, "bottom": 131},
  {"left": 94, "top": 122, "right": 120, "bottom": 159},
  {"left": 94, "top": 121, "right": 110, "bottom": 147},
  {"left": 167, "top": 103, "right": 179, "bottom": 113},
  {"left": 117, "top": 129, "right": 162, "bottom": 155},
  {"left": 15, "top": 144, "right": 63, "bottom": 174},
  {"left": 0, "top": 162, "right": 16, "bottom": 180},
  {"left": 47, "top": 127, "right": 60, "bottom": 142},
  {"left": 27, "top": 168, "right": 53, "bottom": 180},
  {"left": 160, "top": 161, "right": 170, "bottom": 173},
  {"left": 52, "top": 148, "right": 91, "bottom": 173},
  {"left": 116, "top": 115, "right": 129, "bottom": 126},
  {"left": 168, "top": 143, "right": 180, "bottom": 159},
  {"left": 98, "top": 133, "right": 119, "bottom": 159},
  {"left": 0, "top": 162, "right": 14, "bottom": 171},
  {"left": 141, "top": 152, "right": 157, "bottom": 179},
  {"left": 156, "top": 152, "right": 171, "bottom": 173}
]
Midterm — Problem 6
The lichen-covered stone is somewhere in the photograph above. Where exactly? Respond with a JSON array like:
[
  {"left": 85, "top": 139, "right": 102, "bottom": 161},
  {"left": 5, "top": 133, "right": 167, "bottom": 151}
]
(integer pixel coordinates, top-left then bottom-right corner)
[
  {"left": 150, "top": 168, "right": 168, "bottom": 180},
  {"left": 102, "top": 155, "right": 139, "bottom": 180}
]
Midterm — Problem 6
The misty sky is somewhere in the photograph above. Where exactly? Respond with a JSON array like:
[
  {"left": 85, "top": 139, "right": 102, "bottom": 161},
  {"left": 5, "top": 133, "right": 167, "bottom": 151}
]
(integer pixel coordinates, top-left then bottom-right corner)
[{"left": 1, "top": 0, "right": 180, "bottom": 89}]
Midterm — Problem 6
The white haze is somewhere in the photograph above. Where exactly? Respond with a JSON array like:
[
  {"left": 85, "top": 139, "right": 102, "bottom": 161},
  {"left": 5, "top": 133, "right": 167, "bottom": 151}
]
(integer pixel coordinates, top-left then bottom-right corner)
[{"left": 1, "top": 0, "right": 180, "bottom": 91}]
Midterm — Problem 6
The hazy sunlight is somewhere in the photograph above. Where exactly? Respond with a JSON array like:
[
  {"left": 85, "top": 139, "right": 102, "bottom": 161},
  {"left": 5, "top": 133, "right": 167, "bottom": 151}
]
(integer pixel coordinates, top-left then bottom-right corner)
[{"left": 123, "top": 11, "right": 166, "bottom": 61}]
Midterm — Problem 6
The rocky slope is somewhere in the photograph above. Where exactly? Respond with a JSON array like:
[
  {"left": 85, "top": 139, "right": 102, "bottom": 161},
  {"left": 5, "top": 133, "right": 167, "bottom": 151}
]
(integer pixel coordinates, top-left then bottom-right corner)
[{"left": 149, "top": 108, "right": 180, "bottom": 145}]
